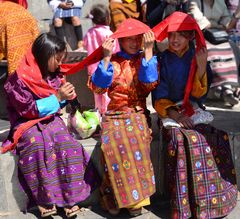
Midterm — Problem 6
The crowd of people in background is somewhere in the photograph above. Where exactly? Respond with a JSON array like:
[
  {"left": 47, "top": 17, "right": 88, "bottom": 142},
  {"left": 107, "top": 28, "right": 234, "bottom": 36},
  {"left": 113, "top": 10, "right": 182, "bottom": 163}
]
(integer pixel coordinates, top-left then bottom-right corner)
[{"left": 1, "top": 0, "right": 240, "bottom": 219}]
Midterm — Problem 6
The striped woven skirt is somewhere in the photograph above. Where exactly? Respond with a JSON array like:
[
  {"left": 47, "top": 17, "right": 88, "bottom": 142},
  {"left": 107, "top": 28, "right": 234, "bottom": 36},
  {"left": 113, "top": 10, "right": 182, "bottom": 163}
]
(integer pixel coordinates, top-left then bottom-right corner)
[
  {"left": 16, "top": 116, "right": 97, "bottom": 207},
  {"left": 164, "top": 124, "right": 238, "bottom": 219},
  {"left": 100, "top": 111, "right": 156, "bottom": 209},
  {"left": 54, "top": 7, "right": 81, "bottom": 18},
  {"left": 206, "top": 41, "right": 239, "bottom": 88}
]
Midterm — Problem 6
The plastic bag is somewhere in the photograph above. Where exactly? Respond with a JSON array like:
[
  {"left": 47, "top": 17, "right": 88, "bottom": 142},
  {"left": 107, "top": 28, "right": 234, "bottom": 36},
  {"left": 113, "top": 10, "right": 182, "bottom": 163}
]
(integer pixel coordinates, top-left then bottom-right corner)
[{"left": 67, "top": 109, "right": 101, "bottom": 139}]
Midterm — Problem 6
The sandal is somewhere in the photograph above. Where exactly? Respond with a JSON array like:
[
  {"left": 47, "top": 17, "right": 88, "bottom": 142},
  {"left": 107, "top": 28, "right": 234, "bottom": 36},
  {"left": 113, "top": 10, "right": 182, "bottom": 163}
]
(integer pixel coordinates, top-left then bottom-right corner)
[
  {"left": 38, "top": 205, "right": 57, "bottom": 218},
  {"left": 64, "top": 205, "right": 82, "bottom": 218}
]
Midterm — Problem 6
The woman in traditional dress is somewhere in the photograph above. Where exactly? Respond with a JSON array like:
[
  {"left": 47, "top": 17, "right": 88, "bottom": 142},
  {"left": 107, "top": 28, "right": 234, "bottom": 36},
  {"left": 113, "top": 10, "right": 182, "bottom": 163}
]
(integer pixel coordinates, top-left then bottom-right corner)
[
  {"left": 87, "top": 18, "right": 158, "bottom": 216},
  {"left": 1, "top": 33, "right": 97, "bottom": 218},
  {"left": 152, "top": 11, "right": 238, "bottom": 219}
]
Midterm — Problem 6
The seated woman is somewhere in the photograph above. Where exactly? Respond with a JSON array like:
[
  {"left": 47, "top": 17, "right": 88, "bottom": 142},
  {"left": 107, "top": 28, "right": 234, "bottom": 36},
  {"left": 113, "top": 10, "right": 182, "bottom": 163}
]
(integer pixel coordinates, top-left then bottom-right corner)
[
  {"left": 88, "top": 18, "right": 159, "bottom": 216},
  {"left": 1, "top": 33, "right": 97, "bottom": 218},
  {"left": 189, "top": 0, "right": 240, "bottom": 106},
  {"left": 48, "top": 0, "right": 85, "bottom": 51},
  {"left": 152, "top": 12, "right": 238, "bottom": 219}
]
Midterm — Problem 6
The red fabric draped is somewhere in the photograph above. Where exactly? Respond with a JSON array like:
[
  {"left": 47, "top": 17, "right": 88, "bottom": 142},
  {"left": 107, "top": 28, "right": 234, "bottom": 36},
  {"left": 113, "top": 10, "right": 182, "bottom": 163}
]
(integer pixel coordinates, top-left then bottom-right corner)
[
  {"left": 60, "top": 18, "right": 151, "bottom": 74},
  {"left": 61, "top": 13, "right": 206, "bottom": 116},
  {"left": 1, "top": 13, "right": 205, "bottom": 153},
  {"left": 17, "top": 49, "right": 57, "bottom": 98},
  {"left": 153, "top": 12, "right": 206, "bottom": 116},
  {"left": 0, "top": 50, "right": 56, "bottom": 154}
]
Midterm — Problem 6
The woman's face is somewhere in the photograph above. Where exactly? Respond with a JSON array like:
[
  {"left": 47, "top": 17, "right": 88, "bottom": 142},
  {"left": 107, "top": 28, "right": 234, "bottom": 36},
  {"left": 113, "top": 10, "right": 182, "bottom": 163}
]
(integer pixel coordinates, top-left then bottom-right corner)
[
  {"left": 120, "top": 35, "right": 143, "bottom": 55},
  {"left": 168, "top": 31, "right": 190, "bottom": 53},
  {"left": 48, "top": 51, "right": 66, "bottom": 73}
]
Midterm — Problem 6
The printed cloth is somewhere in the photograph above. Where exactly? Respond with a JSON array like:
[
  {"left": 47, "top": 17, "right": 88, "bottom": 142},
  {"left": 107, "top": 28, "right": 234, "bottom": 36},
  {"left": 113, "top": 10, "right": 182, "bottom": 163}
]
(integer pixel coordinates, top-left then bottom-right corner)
[
  {"left": 0, "top": 1, "right": 39, "bottom": 74},
  {"left": 100, "top": 111, "right": 155, "bottom": 208},
  {"left": 109, "top": 0, "right": 141, "bottom": 31},
  {"left": 17, "top": 116, "right": 97, "bottom": 207},
  {"left": 206, "top": 41, "right": 239, "bottom": 87},
  {"left": 165, "top": 124, "right": 238, "bottom": 219}
]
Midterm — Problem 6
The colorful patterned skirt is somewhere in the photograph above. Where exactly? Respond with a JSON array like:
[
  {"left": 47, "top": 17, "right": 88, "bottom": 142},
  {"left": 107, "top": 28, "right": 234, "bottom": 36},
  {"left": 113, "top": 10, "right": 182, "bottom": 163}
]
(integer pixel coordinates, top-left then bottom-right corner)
[
  {"left": 100, "top": 111, "right": 156, "bottom": 210},
  {"left": 16, "top": 116, "right": 97, "bottom": 208},
  {"left": 164, "top": 124, "right": 238, "bottom": 219}
]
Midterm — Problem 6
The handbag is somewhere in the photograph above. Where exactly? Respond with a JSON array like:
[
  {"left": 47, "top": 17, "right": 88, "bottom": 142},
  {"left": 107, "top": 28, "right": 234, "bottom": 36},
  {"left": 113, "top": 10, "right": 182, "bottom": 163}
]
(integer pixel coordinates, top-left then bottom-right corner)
[
  {"left": 203, "top": 28, "right": 229, "bottom": 45},
  {"left": 200, "top": 0, "right": 229, "bottom": 45}
]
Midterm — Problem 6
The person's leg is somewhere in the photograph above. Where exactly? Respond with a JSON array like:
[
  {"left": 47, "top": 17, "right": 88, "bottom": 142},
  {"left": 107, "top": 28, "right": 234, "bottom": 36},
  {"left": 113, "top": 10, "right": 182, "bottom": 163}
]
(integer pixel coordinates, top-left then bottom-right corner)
[
  {"left": 53, "top": 18, "right": 65, "bottom": 41},
  {"left": 71, "top": 16, "right": 84, "bottom": 50}
]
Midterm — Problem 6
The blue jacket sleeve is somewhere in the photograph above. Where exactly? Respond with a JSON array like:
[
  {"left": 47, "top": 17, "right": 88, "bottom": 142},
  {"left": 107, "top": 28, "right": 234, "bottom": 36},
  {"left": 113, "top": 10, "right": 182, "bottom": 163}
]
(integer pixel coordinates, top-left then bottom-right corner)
[
  {"left": 92, "top": 60, "right": 114, "bottom": 88},
  {"left": 36, "top": 94, "right": 60, "bottom": 117},
  {"left": 138, "top": 56, "right": 158, "bottom": 83},
  {"left": 151, "top": 63, "right": 170, "bottom": 104}
]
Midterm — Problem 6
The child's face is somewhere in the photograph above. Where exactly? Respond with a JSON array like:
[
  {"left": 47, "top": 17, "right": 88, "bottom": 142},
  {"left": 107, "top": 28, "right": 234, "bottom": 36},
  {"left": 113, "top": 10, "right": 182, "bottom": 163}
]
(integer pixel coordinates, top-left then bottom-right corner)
[
  {"left": 48, "top": 51, "right": 66, "bottom": 73},
  {"left": 168, "top": 31, "right": 190, "bottom": 53},
  {"left": 120, "top": 35, "right": 143, "bottom": 55}
]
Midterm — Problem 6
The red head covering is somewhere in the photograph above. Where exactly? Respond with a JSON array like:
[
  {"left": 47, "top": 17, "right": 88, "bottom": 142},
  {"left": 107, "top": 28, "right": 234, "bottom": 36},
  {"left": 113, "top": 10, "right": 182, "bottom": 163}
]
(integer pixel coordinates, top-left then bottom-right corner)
[
  {"left": 17, "top": 49, "right": 57, "bottom": 98},
  {"left": 3, "top": 0, "right": 28, "bottom": 8},
  {"left": 153, "top": 11, "right": 206, "bottom": 116},
  {"left": 60, "top": 18, "right": 150, "bottom": 74},
  {"left": 0, "top": 50, "right": 56, "bottom": 154}
]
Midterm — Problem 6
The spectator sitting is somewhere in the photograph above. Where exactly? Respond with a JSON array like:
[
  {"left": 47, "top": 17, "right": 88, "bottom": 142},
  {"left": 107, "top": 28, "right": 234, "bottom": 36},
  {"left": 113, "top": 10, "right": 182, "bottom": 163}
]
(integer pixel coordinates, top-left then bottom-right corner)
[
  {"left": 48, "top": 0, "right": 85, "bottom": 51},
  {"left": 189, "top": 0, "right": 240, "bottom": 106}
]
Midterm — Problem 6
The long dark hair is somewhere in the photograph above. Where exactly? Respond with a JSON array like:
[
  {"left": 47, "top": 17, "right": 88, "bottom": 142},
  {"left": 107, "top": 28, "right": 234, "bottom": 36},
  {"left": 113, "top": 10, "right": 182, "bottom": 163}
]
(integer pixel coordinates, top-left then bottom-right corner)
[{"left": 32, "top": 33, "right": 66, "bottom": 78}]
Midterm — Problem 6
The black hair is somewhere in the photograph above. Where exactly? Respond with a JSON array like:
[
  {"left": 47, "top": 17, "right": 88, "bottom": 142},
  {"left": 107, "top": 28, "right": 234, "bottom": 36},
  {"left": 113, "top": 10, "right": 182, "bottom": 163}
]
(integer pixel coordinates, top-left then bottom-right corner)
[
  {"left": 32, "top": 33, "right": 66, "bottom": 78},
  {"left": 90, "top": 4, "right": 110, "bottom": 25}
]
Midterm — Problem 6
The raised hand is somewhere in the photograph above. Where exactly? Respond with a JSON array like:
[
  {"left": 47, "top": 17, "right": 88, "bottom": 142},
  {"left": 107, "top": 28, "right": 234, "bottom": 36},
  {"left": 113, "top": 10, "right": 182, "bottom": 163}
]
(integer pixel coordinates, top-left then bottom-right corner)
[{"left": 143, "top": 30, "right": 155, "bottom": 61}]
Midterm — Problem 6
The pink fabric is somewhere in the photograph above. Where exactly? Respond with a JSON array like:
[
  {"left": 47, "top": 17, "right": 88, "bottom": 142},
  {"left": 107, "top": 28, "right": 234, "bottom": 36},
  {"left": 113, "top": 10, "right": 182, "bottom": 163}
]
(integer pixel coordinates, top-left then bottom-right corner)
[{"left": 83, "top": 25, "right": 120, "bottom": 114}]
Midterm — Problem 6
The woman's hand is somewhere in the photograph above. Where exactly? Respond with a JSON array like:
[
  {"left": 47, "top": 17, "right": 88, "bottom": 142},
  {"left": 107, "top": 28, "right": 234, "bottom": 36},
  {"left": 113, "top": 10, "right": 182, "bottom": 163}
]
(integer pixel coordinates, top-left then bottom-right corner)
[
  {"left": 102, "top": 38, "right": 114, "bottom": 69},
  {"left": 196, "top": 47, "right": 208, "bottom": 79},
  {"left": 143, "top": 30, "right": 155, "bottom": 61},
  {"left": 167, "top": 107, "right": 194, "bottom": 129},
  {"left": 57, "top": 82, "right": 76, "bottom": 101},
  {"left": 59, "top": 2, "right": 72, "bottom": 9},
  {"left": 176, "top": 113, "right": 194, "bottom": 129}
]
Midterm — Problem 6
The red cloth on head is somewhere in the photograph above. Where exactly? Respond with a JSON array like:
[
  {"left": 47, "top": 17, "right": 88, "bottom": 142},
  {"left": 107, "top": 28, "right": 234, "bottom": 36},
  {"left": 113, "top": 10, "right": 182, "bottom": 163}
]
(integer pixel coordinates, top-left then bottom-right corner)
[
  {"left": 17, "top": 49, "right": 57, "bottom": 98},
  {"left": 1, "top": 50, "right": 56, "bottom": 154},
  {"left": 153, "top": 12, "right": 206, "bottom": 116},
  {"left": 60, "top": 18, "right": 150, "bottom": 74},
  {"left": 4, "top": 0, "right": 28, "bottom": 8}
]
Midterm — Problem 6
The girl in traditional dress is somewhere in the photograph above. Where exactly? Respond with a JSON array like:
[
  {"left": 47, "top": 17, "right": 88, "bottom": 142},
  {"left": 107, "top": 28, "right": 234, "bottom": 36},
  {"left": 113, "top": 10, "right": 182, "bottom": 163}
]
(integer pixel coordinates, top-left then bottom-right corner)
[
  {"left": 83, "top": 3, "right": 120, "bottom": 115},
  {"left": 87, "top": 18, "right": 158, "bottom": 216},
  {"left": 1, "top": 33, "right": 97, "bottom": 218},
  {"left": 152, "top": 11, "right": 238, "bottom": 219}
]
